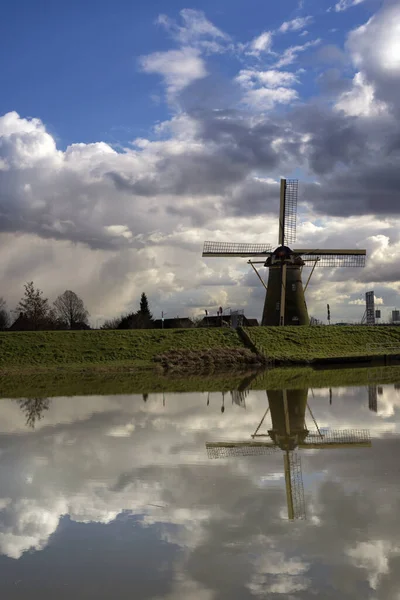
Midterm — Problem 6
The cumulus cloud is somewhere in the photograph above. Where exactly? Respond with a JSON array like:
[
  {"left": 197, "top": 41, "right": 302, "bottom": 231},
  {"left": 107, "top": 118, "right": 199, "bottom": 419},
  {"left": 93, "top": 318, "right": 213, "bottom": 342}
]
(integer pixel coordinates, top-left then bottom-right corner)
[
  {"left": 346, "top": 1, "right": 400, "bottom": 113},
  {"left": 242, "top": 86, "right": 299, "bottom": 110},
  {"left": 245, "top": 31, "right": 274, "bottom": 57},
  {"left": 335, "top": 72, "right": 389, "bottom": 117},
  {"left": 236, "top": 69, "right": 299, "bottom": 89},
  {"left": 139, "top": 47, "right": 207, "bottom": 96}
]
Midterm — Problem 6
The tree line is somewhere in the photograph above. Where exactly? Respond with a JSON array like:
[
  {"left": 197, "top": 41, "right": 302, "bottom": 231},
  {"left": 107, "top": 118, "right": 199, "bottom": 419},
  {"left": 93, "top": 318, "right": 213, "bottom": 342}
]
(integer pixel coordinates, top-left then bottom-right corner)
[
  {"left": 0, "top": 282, "right": 90, "bottom": 331},
  {"left": 100, "top": 292, "right": 154, "bottom": 330},
  {"left": 0, "top": 283, "right": 155, "bottom": 331}
]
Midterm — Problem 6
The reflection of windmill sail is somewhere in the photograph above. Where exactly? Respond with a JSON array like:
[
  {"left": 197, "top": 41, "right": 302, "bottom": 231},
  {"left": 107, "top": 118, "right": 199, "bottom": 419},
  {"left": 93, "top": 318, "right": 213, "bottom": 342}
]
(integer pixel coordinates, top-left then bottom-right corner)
[
  {"left": 284, "top": 451, "right": 305, "bottom": 521},
  {"left": 206, "top": 389, "right": 371, "bottom": 521},
  {"left": 368, "top": 386, "right": 378, "bottom": 412}
]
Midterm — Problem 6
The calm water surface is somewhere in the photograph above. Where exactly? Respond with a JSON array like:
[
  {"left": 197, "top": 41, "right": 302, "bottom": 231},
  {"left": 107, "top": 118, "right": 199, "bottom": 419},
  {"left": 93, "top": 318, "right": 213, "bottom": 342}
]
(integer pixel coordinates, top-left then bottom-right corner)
[{"left": 0, "top": 383, "right": 399, "bottom": 599}]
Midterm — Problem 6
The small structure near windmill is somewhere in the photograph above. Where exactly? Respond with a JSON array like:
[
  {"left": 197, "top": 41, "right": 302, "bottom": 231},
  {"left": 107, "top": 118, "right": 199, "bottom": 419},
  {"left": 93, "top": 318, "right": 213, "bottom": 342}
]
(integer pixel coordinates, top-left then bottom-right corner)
[
  {"left": 202, "top": 179, "right": 366, "bottom": 326},
  {"left": 153, "top": 317, "right": 194, "bottom": 329},
  {"left": 361, "top": 291, "right": 376, "bottom": 325},
  {"left": 197, "top": 313, "right": 258, "bottom": 328},
  {"left": 392, "top": 310, "right": 400, "bottom": 324}
]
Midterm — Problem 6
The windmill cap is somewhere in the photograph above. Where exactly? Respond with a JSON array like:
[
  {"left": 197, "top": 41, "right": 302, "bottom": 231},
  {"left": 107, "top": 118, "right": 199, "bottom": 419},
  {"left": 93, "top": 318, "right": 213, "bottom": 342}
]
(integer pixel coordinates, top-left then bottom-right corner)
[{"left": 273, "top": 245, "right": 293, "bottom": 257}]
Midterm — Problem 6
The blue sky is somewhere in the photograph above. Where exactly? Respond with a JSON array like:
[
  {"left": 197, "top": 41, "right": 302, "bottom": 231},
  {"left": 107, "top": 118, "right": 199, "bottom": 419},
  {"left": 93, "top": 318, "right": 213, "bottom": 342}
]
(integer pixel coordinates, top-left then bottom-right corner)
[
  {"left": 0, "top": 0, "right": 375, "bottom": 147},
  {"left": 1, "top": 0, "right": 400, "bottom": 323}
]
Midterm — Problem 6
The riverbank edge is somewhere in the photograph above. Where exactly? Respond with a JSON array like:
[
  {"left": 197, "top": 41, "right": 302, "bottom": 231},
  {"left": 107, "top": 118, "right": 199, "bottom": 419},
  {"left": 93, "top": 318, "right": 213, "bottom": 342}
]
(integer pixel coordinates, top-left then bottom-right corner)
[{"left": 1, "top": 358, "right": 400, "bottom": 399}]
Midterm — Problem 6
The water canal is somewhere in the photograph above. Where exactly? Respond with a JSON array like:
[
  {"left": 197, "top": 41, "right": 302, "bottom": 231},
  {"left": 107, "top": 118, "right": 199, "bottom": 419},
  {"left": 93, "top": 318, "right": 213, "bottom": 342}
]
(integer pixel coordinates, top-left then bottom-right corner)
[{"left": 0, "top": 371, "right": 399, "bottom": 598}]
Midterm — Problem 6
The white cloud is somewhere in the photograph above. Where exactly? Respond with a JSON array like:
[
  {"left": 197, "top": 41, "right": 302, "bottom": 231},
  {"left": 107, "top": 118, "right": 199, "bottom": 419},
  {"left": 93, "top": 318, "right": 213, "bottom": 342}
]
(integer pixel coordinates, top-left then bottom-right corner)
[
  {"left": 349, "top": 295, "right": 383, "bottom": 306},
  {"left": 279, "top": 16, "right": 313, "bottom": 33},
  {"left": 274, "top": 38, "right": 321, "bottom": 67},
  {"left": 347, "top": 4, "right": 400, "bottom": 76},
  {"left": 139, "top": 47, "right": 207, "bottom": 96},
  {"left": 334, "top": 0, "right": 366, "bottom": 12},
  {"left": 156, "top": 9, "right": 230, "bottom": 54},
  {"left": 236, "top": 69, "right": 299, "bottom": 89},
  {"left": 346, "top": 540, "right": 394, "bottom": 589},
  {"left": 157, "top": 9, "right": 227, "bottom": 42},
  {"left": 335, "top": 72, "right": 388, "bottom": 117},
  {"left": 246, "top": 31, "right": 273, "bottom": 57},
  {"left": 242, "top": 87, "right": 299, "bottom": 110}
]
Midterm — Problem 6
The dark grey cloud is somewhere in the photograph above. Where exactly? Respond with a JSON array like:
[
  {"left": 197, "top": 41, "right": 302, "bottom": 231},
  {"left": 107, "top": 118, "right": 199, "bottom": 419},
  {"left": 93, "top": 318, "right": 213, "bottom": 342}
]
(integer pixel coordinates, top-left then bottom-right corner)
[
  {"left": 317, "top": 68, "right": 353, "bottom": 95},
  {"left": 313, "top": 44, "right": 349, "bottom": 66}
]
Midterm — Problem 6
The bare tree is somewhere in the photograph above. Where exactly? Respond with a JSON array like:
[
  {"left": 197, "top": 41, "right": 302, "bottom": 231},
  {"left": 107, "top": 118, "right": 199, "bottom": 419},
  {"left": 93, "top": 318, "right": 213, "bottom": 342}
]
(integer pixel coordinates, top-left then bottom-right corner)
[
  {"left": 53, "top": 290, "right": 89, "bottom": 329},
  {"left": 0, "top": 297, "right": 10, "bottom": 330},
  {"left": 101, "top": 316, "right": 123, "bottom": 329},
  {"left": 15, "top": 282, "right": 50, "bottom": 330}
]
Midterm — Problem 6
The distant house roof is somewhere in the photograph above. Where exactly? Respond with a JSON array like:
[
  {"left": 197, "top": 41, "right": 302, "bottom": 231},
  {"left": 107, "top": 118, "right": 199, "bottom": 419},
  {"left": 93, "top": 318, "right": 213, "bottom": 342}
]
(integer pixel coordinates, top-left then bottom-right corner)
[
  {"left": 153, "top": 317, "right": 194, "bottom": 329},
  {"left": 246, "top": 318, "right": 259, "bottom": 327},
  {"left": 198, "top": 314, "right": 257, "bottom": 327},
  {"left": 9, "top": 313, "right": 35, "bottom": 331}
]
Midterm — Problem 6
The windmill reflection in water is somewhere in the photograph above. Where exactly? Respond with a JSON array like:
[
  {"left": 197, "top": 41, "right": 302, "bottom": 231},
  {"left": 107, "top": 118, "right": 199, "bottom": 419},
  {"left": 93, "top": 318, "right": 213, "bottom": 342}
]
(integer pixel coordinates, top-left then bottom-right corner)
[{"left": 206, "top": 389, "right": 372, "bottom": 520}]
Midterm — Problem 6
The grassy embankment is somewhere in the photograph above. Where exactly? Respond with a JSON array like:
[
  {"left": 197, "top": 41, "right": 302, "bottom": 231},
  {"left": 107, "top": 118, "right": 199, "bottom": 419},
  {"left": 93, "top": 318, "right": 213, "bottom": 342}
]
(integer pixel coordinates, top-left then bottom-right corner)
[
  {"left": 0, "top": 328, "right": 245, "bottom": 372},
  {"left": 1, "top": 326, "right": 400, "bottom": 376},
  {"left": 244, "top": 325, "right": 400, "bottom": 363}
]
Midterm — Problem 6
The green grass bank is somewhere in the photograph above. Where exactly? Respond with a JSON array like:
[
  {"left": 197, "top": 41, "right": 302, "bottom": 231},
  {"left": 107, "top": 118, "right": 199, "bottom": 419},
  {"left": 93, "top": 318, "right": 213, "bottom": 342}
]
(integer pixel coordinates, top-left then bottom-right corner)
[
  {"left": 1, "top": 326, "right": 400, "bottom": 380},
  {"left": 0, "top": 328, "right": 244, "bottom": 372},
  {"left": 244, "top": 325, "right": 400, "bottom": 363}
]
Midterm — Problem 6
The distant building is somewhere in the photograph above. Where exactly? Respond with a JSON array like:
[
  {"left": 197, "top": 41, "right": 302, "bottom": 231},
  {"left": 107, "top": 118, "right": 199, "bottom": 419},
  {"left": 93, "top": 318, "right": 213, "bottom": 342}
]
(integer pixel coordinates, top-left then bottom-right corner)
[
  {"left": 153, "top": 317, "right": 194, "bottom": 329},
  {"left": 197, "top": 315, "right": 258, "bottom": 328},
  {"left": 9, "top": 312, "right": 34, "bottom": 331},
  {"left": 246, "top": 318, "right": 260, "bottom": 327}
]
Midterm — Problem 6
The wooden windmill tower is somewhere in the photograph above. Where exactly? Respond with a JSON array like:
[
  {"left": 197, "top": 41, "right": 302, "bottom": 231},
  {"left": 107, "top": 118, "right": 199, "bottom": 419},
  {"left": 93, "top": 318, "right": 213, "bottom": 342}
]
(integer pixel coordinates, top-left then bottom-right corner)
[
  {"left": 202, "top": 179, "right": 366, "bottom": 325},
  {"left": 206, "top": 389, "right": 371, "bottom": 520}
]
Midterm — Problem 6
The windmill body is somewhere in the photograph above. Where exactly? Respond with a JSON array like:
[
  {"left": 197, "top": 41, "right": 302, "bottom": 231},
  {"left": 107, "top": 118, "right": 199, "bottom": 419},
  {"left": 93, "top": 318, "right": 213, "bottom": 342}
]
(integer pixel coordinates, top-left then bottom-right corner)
[
  {"left": 267, "top": 388, "right": 309, "bottom": 450},
  {"left": 202, "top": 179, "right": 366, "bottom": 326},
  {"left": 262, "top": 247, "right": 308, "bottom": 326}
]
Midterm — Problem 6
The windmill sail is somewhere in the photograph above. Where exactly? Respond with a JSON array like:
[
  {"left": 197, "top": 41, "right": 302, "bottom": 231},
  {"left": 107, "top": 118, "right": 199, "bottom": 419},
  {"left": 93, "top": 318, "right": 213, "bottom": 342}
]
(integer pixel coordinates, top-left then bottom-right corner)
[
  {"left": 282, "top": 179, "right": 298, "bottom": 246},
  {"left": 300, "top": 429, "right": 371, "bottom": 448},
  {"left": 206, "top": 442, "right": 279, "bottom": 458},
  {"left": 202, "top": 241, "right": 272, "bottom": 257},
  {"left": 284, "top": 451, "right": 306, "bottom": 520},
  {"left": 294, "top": 249, "right": 366, "bottom": 267}
]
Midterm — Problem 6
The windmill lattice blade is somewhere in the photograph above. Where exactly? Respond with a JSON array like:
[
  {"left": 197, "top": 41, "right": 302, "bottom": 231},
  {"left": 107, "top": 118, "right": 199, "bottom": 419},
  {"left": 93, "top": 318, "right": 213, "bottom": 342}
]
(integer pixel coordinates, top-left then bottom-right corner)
[
  {"left": 295, "top": 250, "right": 366, "bottom": 267},
  {"left": 287, "top": 452, "right": 306, "bottom": 520},
  {"left": 203, "top": 241, "right": 272, "bottom": 257},
  {"left": 301, "top": 429, "right": 371, "bottom": 447},
  {"left": 283, "top": 179, "right": 298, "bottom": 245},
  {"left": 206, "top": 442, "right": 279, "bottom": 459}
]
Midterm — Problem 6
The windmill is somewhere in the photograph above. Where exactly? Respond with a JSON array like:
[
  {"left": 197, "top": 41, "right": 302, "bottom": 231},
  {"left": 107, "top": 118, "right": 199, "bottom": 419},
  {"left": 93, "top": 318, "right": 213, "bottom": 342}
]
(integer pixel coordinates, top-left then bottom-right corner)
[
  {"left": 202, "top": 179, "right": 366, "bottom": 325},
  {"left": 206, "top": 389, "right": 371, "bottom": 519}
]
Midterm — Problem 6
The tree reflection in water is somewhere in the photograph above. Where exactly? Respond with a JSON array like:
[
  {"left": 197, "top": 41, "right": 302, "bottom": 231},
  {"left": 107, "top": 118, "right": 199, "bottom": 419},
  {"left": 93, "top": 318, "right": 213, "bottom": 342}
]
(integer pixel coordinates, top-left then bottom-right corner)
[{"left": 18, "top": 397, "right": 50, "bottom": 428}]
